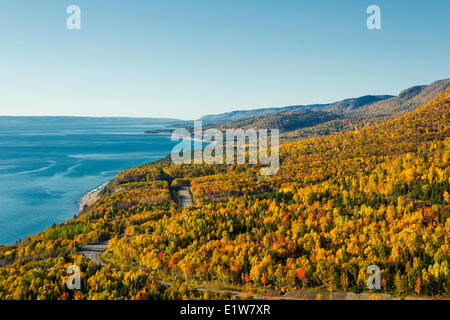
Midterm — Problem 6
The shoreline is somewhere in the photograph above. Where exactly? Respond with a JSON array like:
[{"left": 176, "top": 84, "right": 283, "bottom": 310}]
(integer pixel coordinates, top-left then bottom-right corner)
[
  {"left": 0, "top": 130, "right": 179, "bottom": 246},
  {"left": 77, "top": 137, "right": 212, "bottom": 213},
  {"left": 3, "top": 136, "right": 211, "bottom": 245},
  {"left": 78, "top": 181, "right": 110, "bottom": 212}
]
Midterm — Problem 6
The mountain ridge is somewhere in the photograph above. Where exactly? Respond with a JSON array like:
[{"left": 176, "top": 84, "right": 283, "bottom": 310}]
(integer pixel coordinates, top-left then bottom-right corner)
[
  {"left": 199, "top": 94, "right": 393, "bottom": 124},
  {"left": 201, "top": 79, "right": 450, "bottom": 140},
  {"left": 199, "top": 79, "right": 450, "bottom": 125}
]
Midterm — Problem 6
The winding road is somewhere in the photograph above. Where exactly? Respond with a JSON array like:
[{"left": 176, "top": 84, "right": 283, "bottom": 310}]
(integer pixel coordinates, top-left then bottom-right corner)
[
  {"left": 177, "top": 186, "right": 193, "bottom": 208},
  {"left": 78, "top": 241, "right": 108, "bottom": 266},
  {"left": 79, "top": 187, "right": 193, "bottom": 265},
  {"left": 76, "top": 185, "right": 425, "bottom": 300}
]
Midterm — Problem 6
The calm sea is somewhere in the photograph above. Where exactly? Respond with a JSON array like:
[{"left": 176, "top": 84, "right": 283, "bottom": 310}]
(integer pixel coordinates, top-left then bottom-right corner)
[{"left": 0, "top": 117, "right": 180, "bottom": 244}]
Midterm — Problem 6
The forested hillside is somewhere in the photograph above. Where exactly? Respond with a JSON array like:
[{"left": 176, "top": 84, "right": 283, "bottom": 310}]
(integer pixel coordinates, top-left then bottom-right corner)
[
  {"left": 204, "top": 110, "right": 340, "bottom": 134},
  {"left": 199, "top": 95, "right": 393, "bottom": 124},
  {"left": 0, "top": 89, "right": 448, "bottom": 300}
]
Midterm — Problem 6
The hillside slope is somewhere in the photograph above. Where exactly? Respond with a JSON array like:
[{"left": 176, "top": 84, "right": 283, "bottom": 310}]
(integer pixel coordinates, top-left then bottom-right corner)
[
  {"left": 355, "top": 79, "right": 450, "bottom": 117},
  {"left": 199, "top": 79, "right": 449, "bottom": 127},
  {"left": 200, "top": 95, "right": 392, "bottom": 124},
  {"left": 201, "top": 79, "right": 450, "bottom": 141},
  {"left": 205, "top": 110, "right": 340, "bottom": 133}
]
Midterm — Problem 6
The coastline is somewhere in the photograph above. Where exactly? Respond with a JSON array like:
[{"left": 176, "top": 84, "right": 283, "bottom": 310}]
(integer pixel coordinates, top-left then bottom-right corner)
[
  {"left": 78, "top": 181, "right": 110, "bottom": 212},
  {"left": 77, "top": 136, "right": 211, "bottom": 213},
  {"left": 3, "top": 133, "right": 208, "bottom": 244}
]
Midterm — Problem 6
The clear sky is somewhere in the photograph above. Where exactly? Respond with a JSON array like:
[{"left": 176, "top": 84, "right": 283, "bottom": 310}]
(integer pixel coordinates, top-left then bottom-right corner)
[{"left": 0, "top": 0, "right": 449, "bottom": 120}]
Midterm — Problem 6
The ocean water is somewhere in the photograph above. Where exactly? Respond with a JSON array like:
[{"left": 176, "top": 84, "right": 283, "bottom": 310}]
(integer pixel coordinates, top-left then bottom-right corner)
[{"left": 0, "top": 117, "right": 181, "bottom": 244}]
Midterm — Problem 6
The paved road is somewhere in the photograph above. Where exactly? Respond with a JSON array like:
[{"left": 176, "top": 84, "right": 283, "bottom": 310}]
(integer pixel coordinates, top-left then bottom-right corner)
[
  {"left": 76, "top": 188, "right": 285, "bottom": 298},
  {"left": 79, "top": 186, "right": 193, "bottom": 266},
  {"left": 177, "top": 186, "right": 193, "bottom": 208},
  {"left": 78, "top": 241, "right": 109, "bottom": 266},
  {"left": 76, "top": 186, "right": 424, "bottom": 300},
  {"left": 77, "top": 241, "right": 399, "bottom": 300}
]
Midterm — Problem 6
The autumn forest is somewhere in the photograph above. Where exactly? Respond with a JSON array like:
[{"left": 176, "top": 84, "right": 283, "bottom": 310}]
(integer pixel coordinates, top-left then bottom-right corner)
[{"left": 0, "top": 86, "right": 449, "bottom": 300}]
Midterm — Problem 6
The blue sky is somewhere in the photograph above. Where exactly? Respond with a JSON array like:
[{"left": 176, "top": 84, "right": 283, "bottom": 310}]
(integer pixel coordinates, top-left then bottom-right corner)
[{"left": 0, "top": 0, "right": 448, "bottom": 120}]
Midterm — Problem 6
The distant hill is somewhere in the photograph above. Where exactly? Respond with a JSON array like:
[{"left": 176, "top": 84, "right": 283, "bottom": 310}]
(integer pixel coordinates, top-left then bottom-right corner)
[
  {"left": 199, "top": 95, "right": 393, "bottom": 125},
  {"left": 201, "top": 79, "right": 450, "bottom": 140},
  {"left": 204, "top": 110, "right": 340, "bottom": 133},
  {"left": 284, "top": 79, "right": 450, "bottom": 140},
  {"left": 199, "top": 79, "right": 450, "bottom": 129},
  {"left": 354, "top": 78, "right": 450, "bottom": 116}
]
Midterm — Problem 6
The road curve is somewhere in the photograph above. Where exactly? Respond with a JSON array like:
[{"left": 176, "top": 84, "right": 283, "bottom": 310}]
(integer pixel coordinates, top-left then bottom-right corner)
[
  {"left": 78, "top": 241, "right": 109, "bottom": 266},
  {"left": 177, "top": 186, "right": 193, "bottom": 208}
]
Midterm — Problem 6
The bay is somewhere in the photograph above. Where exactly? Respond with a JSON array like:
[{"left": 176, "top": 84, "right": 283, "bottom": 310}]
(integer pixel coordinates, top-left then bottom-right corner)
[{"left": 0, "top": 117, "right": 182, "bottom": 244}]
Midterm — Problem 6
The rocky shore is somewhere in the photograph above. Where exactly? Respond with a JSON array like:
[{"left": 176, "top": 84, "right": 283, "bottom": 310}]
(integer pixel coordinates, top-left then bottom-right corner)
[{"left": 79, "top": 181, "right": 109, "bottom": 211}]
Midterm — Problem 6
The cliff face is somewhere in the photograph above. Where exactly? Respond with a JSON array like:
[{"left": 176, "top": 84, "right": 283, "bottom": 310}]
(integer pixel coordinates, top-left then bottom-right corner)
[{"left": 79, "top": 188, "right": 103, "bottom": 211}]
